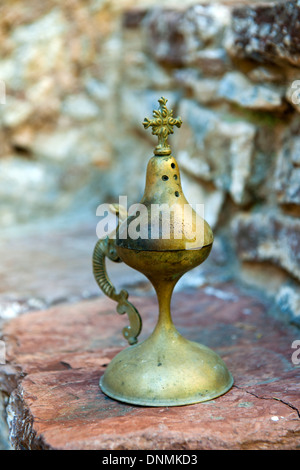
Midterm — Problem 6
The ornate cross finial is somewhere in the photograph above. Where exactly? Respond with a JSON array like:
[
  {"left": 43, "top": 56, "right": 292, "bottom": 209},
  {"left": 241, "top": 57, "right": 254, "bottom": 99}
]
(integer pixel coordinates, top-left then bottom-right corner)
[{"left": 143, "top": 97, "right": 182, "bottom": 156}]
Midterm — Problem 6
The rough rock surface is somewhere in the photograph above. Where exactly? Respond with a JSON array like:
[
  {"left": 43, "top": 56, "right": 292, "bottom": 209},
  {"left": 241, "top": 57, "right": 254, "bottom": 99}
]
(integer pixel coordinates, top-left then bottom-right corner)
[
  {"left": 1, "top": 284, "right": 299, "bottom": 450},
  {"left": 228, "top": 0, "right": 300, "bottom": 66},
  {"left": 174, "top": 99, "right": 257, "bottom": 206},
  {"left": 218, "top": 71, "right": 284, "bottom": 111},
  {"left": 275, "top": 117, "right": 300, "bottom": 205},
  {"left": 233, "top": 211, "right": 300, "bottom": 286}
]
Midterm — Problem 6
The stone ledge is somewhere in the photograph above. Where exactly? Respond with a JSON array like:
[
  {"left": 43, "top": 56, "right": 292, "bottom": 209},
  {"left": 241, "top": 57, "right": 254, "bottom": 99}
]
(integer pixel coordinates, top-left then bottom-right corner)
[{"left": 0, "top": 283, "right": 299, "bottom": 450}]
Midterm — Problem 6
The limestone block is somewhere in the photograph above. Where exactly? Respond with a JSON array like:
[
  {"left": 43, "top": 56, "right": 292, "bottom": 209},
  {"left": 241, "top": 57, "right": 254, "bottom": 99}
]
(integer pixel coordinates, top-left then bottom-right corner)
[
  {"left": 186, "top": 48, "right": 230, "bottom": 75},
  {"left": 61, "top": 94, "right": 101, "bottom": 121},
  {"left": 143, "top": 9, "right": 186, "bottom": 66},
  {"left": 233, "top": 211, "right": 300, "bottom": 282},
  {"left": 247, "top": 65, "right": 286, "bottom": 84},
  {"left": 0, "top": 157, "right": 62, "bottom": 226},
  {"left": 179, "top": 4, "right": 230, "bottom": 59},
  {"left": 180, "top": 172, "right": 225, "bottom": 229},
  {"left": 0, "top": 97, "right": 33, "bottom": 128},
  {"left": 276, "top": 283, "right": 300, "bottom": 327},
  {"left": 174, "top": 69, "right": 220, "bottom": 104},
  {"left": 31, "top": 123, "right": 112, "bottom": 167},
  {"left": 0, "top": 152, "right": 111, "bottom": 227},
  {"left": 3, "top": 9, "right": 69, "bottom": 91},
  {"left": 143, "top": 4, "right": 230, "bottom": 67},
  {"left": 227, "top": 1, "right": 300, "bottom": 67},
  {"left": 275, "top": 121, "right": 300, "bottom": 205},
  {"left": 175, "top": 69, "right": 285, "bottom": 110},
  {"left": 218, "top": 71, "right": 284, "bottom": 111},
  {"left": 174, "top": 99, "right": 256, "bottom": 205}
]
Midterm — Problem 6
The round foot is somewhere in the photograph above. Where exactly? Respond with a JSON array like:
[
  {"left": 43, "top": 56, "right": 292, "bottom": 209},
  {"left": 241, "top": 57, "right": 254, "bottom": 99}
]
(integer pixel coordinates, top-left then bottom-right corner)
[{"left": 100, "top": 331, "right": 233, "bottom": 407}]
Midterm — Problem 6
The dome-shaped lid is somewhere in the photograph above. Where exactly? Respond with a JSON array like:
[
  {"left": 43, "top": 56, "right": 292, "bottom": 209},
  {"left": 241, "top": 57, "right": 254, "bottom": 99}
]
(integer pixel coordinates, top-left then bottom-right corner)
[{"left": 117, "top": 97, "right": 213, "bottom": 251}]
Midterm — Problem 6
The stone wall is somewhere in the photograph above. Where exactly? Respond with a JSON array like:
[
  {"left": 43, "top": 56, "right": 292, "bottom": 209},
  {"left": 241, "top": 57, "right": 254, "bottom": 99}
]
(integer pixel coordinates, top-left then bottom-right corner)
[
  {"left": 118, "top": 0, "right": 300, "bottom": 327},
  {"left": 1, "top": 0, "right": 300, "bottom": 326}
]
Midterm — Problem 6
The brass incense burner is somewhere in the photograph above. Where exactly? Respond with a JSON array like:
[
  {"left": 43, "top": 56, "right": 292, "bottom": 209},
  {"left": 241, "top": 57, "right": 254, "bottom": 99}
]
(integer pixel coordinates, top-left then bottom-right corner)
[{"left": 93, "top": 97, "right": 233, "bottom": 406}]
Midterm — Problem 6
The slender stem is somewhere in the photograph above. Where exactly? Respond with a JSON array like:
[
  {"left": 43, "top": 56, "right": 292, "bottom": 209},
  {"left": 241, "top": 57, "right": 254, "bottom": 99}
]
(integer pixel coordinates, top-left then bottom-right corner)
[{"left": 150, "top": 278, "right": 178, "bottom": 337}]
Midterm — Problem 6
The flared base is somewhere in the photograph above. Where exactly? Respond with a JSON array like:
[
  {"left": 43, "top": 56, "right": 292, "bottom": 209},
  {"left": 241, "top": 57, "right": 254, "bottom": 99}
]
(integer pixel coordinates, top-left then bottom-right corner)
[{"left": 100, "top": 327, "right": 233, "bottom": 407}]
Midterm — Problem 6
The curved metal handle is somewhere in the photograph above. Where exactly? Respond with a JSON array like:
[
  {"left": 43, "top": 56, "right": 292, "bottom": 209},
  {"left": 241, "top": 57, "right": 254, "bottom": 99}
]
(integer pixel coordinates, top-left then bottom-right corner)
[{"left": 92, "top": 208, "right": 142, "bottom": 345}]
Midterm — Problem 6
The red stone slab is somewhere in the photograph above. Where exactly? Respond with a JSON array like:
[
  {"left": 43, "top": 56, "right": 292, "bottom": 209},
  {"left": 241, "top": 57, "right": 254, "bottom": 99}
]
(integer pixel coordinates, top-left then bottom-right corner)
[{"left": 1, "top": 283, "right": 300, "bottom": 450}]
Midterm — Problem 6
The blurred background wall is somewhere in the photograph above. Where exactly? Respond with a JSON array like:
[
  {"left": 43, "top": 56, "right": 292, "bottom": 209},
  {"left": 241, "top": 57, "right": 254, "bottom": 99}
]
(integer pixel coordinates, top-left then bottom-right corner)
[
  {"left": 0, "top": 0, "right": 300, "bottom": 328},
  {"left": 0, "top": 0, "right": 300, "bottom": 451}
]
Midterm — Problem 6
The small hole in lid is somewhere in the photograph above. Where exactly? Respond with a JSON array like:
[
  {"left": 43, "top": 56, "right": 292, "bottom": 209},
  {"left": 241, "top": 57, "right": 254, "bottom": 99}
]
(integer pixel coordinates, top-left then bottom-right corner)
[
  {"left": 162, "top": 175, "right": 169, "bottom": 181},
  {"left": 175, "top": 191, "right": 180, "bottom": 197},
  {"left": 174, "top": 174, "right": 177, "bottom": 180},
  {"left": 171, "top": 163, "right": 175, "bottom": 169}
]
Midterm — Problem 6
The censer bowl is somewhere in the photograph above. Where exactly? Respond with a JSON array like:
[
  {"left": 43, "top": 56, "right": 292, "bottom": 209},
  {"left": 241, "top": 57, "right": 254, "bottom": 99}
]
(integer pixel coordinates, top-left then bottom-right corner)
[{"left": 116, "top": 244, "right": 213, "bottom": 280}]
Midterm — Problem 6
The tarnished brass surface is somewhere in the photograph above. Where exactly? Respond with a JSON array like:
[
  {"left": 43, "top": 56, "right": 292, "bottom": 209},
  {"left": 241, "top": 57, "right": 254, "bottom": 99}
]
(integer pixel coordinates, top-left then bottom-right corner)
[
  {"left": 117, "top": 153, "right": 213, "bottom": 251},
  {"left": 143, "top": 96, "right": 182, "bottom": 156},
  {"left": 116, "top": 245, "right": 212, "bottom": 282},
  {"left": 93, "top": 97, "right": 233, "bottom": 406},
  {"left": 100, "top": 328, "right": 233, "bottom": 406}
]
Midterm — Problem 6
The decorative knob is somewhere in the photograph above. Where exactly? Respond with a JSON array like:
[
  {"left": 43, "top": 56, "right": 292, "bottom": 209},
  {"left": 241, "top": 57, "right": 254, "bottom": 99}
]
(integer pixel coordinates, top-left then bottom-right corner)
[{"left": 143, "top": 97, "right": 182, "bottom": 156}]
